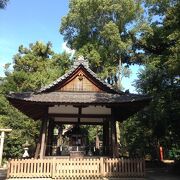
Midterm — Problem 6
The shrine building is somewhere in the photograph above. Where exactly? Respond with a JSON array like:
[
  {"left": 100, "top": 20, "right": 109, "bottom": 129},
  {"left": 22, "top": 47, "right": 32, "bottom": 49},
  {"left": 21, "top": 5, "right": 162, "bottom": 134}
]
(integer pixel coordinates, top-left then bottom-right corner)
[{"left": 7, "top": 56, "right": 151, "bottom": 159}]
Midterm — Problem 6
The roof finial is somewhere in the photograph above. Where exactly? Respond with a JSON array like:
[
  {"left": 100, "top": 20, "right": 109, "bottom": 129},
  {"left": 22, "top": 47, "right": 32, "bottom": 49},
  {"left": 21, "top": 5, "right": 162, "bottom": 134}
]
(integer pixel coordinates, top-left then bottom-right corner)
[
  {"left": 78, "top": 55, "right": 85, "bottom": 61},
  {"left": 73, "top": 55, "right": 89, "bottom": 68}
]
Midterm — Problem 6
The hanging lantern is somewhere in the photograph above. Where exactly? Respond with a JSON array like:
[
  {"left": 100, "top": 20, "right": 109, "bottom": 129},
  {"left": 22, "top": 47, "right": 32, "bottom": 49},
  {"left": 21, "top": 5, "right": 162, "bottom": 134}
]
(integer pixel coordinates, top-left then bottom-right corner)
[{"left": 53, "top": 127, "right": 59, "bottom": 136}]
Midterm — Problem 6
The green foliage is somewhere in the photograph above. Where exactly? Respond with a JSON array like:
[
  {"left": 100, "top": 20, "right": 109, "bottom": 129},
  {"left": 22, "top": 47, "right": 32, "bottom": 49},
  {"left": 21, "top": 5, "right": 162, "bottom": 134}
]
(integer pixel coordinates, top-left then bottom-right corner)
[
  {"left": 0, "top": 0, "right": 9, "bottom": 9},
  {"left": 60, "top": 0, "right": 144, "bottom": 88},
  {"left": 123, "top": 0, "right": 180, "bottom": 160},
  {"left": 60, "top": 0, "right": 180, "bottom": 160},
  {"left": 83, "top": 125, "right": 103, "bottom": 145},
  {"left": 169, "top": 146, "right": 180, "bottom": 160},
  {"left": 0, "top": 92, "right": 40, "bottom": 158},
  {"left": 122, "top": 114, "right": 155, "bottom": 158},
  {"left": 3, "top": 41, "right": 72, "bottom": 92},
  {"left": 0, "top": 41, "right": 71, "bottom": 158}
]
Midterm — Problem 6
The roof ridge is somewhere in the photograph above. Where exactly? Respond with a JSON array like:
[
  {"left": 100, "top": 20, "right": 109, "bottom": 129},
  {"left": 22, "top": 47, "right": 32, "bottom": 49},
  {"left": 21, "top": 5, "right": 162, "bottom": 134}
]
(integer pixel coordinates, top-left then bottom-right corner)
[{"left": 37, "top": 57, "right": 124, "bottom": 94}]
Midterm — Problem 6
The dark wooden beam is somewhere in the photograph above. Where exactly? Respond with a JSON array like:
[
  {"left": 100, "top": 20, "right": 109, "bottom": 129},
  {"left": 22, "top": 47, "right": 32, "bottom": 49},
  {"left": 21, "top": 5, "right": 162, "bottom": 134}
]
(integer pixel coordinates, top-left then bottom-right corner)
[
  {"left": 73, "top": 105, "right": 88, "bottom": 108},
  {"left": 53, "top": 121, "right": 103, "bottom": 125},
  {"left": 49, "top": 113, "right": 111, "bottom": 118}
]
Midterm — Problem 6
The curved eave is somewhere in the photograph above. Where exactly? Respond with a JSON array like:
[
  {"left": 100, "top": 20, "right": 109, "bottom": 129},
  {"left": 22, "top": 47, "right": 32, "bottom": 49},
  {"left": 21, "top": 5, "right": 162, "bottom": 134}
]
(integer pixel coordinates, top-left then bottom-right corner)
[
  {"left": 6, "top": 92, "right": 151, "bottom": 121},
  {"left": 7, "top": 97, "right": 48, "bottom": 120}
]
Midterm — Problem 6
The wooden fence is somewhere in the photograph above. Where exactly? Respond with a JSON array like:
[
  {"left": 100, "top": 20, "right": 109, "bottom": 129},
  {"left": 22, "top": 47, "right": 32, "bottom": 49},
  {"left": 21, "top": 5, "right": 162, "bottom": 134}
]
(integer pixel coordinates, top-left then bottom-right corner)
[{"left": 7, "top": 157, "right": 145, "bottom": 179}]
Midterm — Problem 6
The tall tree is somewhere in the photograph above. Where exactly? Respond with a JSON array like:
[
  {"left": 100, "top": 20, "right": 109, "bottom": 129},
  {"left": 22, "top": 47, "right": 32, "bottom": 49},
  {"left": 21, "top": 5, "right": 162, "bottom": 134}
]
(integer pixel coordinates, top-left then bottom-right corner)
[
  {"left": 60, "top": 0, "right": 144, "bottom": 89},
  {"left": 4, "top": 41, "right": 71, "bottom": 92},
  {"left": 123, "top": 0, "right": 180, "bottom": 160},
  {"left": 0, "top": 41, "right": 72, "bottom": 158},
  {"left": 0, "top": 0, "right": 9, "bottom": 9}
]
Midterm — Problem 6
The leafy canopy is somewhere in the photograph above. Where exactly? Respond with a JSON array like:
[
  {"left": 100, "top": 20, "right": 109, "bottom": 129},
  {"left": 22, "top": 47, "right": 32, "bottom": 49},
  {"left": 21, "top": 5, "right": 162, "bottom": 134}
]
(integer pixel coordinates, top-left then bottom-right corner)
[
  {"left": 0, "top": 41, "right": 72, "bottom": 158},
  {"left": 123, "top": 0, "right": 180, "bottom": 160},
  {"left": 4, "top": 41, "right": 72, "bottom": 92},
  {"left": 0, "top": 0, "right": 9, "bottom": 9},
  {"left": 60, "top": 0, "right": 144, "bottom": 88}
]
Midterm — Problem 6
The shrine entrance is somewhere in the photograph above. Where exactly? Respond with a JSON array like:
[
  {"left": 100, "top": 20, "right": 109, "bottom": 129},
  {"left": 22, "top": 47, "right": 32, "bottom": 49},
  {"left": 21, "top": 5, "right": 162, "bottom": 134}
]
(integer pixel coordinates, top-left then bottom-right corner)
[
  {"left": 6, "top": 56, "right": 150, "bottom": 178},
  {"left": 48, "top": 124, "right": 102, "bottom": 157}
]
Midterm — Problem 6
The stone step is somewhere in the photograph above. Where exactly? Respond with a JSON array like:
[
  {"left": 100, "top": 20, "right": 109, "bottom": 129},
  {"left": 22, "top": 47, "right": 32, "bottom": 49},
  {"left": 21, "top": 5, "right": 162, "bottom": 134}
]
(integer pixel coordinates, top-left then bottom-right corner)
[{"left": 0, "top": 169, "right": 7, "bottom": 180}]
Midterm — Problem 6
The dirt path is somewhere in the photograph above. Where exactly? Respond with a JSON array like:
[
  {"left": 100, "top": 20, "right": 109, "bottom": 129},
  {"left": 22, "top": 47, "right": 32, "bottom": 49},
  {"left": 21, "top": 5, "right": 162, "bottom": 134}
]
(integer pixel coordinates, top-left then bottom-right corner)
[
  {"left": 0, "top": 168, "right": 7, "bottom": 180},
  {"left": 146, "top": 167, "right": 180, "bottom": 180}
]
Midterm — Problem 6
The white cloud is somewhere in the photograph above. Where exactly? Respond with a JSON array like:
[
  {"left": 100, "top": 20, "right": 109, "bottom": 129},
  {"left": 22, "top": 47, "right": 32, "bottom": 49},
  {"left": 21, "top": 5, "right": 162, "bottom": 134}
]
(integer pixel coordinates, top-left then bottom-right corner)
[{"left": 61, "top": 42, "right": 75, "bottom": 56}]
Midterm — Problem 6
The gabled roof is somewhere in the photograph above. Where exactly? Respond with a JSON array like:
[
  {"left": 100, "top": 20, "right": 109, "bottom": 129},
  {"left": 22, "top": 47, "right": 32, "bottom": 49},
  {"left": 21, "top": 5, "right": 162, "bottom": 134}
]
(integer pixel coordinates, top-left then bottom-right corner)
[
  {"left": 6, "top": 56, "right": 151, "bottom": 120},
  {"left": 37, "top": 56, "right": 121, "bottom": 94}
]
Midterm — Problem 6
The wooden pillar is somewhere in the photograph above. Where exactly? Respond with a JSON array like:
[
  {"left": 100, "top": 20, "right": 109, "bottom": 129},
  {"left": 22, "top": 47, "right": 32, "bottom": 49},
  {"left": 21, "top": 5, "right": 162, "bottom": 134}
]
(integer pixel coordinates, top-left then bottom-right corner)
[
  {"left": 39, "top": 117, "right": 48, "bottom": 159},
  {"left": 46, "top": 119, "right": 54, "bottom": 156},
  {"left": 0, "top": 131, "right": 5, "bottom": 167},
  {"left": 35, "top": 109, "right": 48, "bottom": 159},
  {"left": 109, "top": 120, "right": 113, "bottom": 156},
  {"left": 111, "top": 119, "right": 118, "bottom": 157},
  {"left": 111, "top": 108, "right": 119, "bottom": 158},
  {"left": 57, "top": 123, "right": 63, "bottom": 156},
  {"left": 103, "top": 120, "right": 106, "bottom": 155},
  {"left": 103, "top": 119, "right": 109, "bottom": 155},
  {"left": 35, "top": 120, "right": 43, "bottom": 158}
]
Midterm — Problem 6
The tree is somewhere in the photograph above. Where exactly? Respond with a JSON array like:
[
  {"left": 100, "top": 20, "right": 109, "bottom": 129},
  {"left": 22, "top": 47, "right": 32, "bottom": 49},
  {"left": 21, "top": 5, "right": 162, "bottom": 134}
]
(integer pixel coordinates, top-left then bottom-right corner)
[
  {"left": 60, "top": 0, "right": 144, "bottom": 89},
  {"left": 0, "top": 0, "right": 9, "bottom": 9},
  {"left": 123, "top": 0, "right": 180, "bottom": 160},
  {"left": 0, "top": 41, "right": 72, "bottom": 158},
  {"left": 4, "top": 41, "right": 71, "bottom": 92},
  {"left": 0, "top": 91, "right": 40, "bottom": 158}
]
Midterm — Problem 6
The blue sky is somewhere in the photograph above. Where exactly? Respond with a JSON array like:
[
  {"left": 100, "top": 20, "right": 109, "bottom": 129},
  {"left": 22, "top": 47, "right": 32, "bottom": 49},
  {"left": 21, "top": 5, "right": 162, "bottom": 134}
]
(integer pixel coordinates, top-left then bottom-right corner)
[{"left": 0, "top": 0, "right": 141, "bottom": 93}]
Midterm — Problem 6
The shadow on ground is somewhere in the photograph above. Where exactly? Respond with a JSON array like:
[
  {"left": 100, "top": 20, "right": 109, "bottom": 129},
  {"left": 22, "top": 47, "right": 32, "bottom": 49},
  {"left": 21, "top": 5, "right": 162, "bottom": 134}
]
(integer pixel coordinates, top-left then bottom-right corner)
[{"left": 145, "top": 160, "right": 180, "bottom": 180}]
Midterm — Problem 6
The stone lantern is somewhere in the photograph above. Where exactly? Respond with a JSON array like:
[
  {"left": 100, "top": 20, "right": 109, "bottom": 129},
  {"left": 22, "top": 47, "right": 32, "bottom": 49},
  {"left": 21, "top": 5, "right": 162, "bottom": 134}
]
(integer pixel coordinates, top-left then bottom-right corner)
[{"left": 22, "top": 141, "right": 30, "bottom": 158}]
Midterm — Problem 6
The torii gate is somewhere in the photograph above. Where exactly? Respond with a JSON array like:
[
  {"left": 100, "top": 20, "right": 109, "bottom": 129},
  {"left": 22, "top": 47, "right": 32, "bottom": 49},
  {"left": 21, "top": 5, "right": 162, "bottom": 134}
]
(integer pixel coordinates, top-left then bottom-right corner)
[{"left": 0, "top": 129, "right": 12, "bottom": 167}]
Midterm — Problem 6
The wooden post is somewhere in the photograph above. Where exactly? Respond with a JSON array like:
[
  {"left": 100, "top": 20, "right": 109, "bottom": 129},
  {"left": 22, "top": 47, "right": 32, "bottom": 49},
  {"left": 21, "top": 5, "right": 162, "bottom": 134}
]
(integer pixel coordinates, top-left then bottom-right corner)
[
  {"left": 35, "top": 107, "right": 48, "bottom": 159},
  {"left": 100, "top": 157, "right": 104, "bottom": 177},
  {"left": 103, "top": 121, "right": 106, "bottom": 155},
  {"left": 109, "top": 120, "right": 112, "bottom": 156},
  {"left": 111, "top": 108, "right": 118, "bottom": 158},
  {"left": 0, "top": 129, "right": 12, "bottom": 167},
  {"left": 35, "top": 121, "right": 44, "bottom": 158},
  {"left": 39, "top": 117, "right": 48, "bottom": 159},
  {"left": 46, "top": 119, "right": 54, "bottom": 156},
  {"left": 0, "top": 131, "right": 5, "bottom": 167},
  {"left": 111, "top": 119, "right": 118, "bottom": 157},
  {"left": 52, "top": 157, "right": 56, "bottom": 178},
  {"left": 103, "top": 119, "right": 109, "bottom": 155}
]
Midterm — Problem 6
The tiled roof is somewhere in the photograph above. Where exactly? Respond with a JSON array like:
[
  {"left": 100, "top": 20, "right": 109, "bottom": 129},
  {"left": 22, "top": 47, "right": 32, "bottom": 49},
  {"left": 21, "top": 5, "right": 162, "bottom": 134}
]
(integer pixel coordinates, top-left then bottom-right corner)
[
  {"left": 7, "top": 92, "right": 151, "bottom": 105},
  {"left": 6, "top": 56, "right": 151, "bottom": 120}
]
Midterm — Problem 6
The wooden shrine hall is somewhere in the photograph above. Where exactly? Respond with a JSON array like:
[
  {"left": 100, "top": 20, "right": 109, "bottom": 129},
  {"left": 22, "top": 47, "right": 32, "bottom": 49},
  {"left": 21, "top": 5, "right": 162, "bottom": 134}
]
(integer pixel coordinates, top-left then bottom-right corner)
[{"left": 7, "top": 56, "right": 150, "bottom": 159}]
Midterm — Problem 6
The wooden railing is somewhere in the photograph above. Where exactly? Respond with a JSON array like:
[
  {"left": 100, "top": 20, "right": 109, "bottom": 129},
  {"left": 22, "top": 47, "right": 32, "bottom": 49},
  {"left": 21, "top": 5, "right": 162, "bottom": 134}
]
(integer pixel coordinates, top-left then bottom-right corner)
[{"left": 7, "top": 157, "right": 145, "bottom": 179}]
